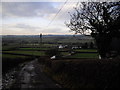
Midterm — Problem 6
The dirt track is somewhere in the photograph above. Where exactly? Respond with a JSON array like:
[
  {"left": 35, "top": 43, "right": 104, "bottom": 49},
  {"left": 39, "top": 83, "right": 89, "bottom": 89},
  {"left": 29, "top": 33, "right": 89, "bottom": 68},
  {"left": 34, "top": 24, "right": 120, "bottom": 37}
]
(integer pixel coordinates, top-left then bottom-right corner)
[{"left": 10, "top": 59, "right": 61, "bottom": 89}]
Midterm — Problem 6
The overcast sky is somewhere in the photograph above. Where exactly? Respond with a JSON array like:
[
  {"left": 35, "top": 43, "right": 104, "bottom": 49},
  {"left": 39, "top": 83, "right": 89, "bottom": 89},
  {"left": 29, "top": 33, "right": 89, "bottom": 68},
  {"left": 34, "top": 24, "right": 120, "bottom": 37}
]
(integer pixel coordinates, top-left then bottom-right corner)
[
  {"left": 1, "top": 1, "right": 79, "bottom": 35},
  {"left": 1, "top": 0, "right": 117, "bottom": 35}
]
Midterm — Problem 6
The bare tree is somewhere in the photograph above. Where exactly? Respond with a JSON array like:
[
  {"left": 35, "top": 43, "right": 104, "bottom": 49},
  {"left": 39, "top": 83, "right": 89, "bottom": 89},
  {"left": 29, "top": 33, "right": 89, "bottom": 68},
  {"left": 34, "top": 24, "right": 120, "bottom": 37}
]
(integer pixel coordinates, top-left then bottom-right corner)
[{"left": 66, "top": 2, "right": 120, "bottom": 58}]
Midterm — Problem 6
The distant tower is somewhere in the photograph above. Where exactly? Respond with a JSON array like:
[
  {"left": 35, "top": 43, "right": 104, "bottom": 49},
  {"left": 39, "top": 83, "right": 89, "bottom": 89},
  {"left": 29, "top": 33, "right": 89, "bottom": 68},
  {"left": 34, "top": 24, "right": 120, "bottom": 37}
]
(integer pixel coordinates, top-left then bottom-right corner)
[{"left": 40, "top": 33, "right": 42, "bottom": 45}]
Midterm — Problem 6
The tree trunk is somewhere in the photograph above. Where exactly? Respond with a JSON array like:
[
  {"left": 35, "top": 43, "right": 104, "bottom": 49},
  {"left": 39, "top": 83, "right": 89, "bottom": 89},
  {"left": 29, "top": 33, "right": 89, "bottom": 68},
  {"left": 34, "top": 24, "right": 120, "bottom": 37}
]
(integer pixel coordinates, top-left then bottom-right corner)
[{"left": 95, "top": 35, "right": 112, "bottom": 59}]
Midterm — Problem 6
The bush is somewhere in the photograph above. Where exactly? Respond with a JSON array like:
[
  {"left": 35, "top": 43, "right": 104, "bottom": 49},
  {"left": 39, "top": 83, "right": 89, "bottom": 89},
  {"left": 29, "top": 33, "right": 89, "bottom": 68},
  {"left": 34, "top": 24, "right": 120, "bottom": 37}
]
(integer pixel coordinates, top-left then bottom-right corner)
[
  {"left": 45, "top": 48, "right": 61, "bottom": 57},
  {"left": 44, "top": 59, "right": 120, "bottom": 88}
]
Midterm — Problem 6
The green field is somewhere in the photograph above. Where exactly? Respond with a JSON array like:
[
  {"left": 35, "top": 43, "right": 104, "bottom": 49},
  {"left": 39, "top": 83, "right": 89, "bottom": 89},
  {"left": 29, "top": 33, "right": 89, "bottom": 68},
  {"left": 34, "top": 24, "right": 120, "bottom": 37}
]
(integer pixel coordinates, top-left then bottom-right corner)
[
  {"left": 68, "top": 53, "right": 98, "bottom": 58},
  {"left": 43, "top": 44, "right": 58, "bottom": 47},
  {"left": 2, "top": 44, "right": 98, "bottom": 59},
  {"left": 2, "top": 48, "right": 98, "bottom": 58},
  {"left": 2, "top": 54, "right": 28, "bottom": 59},
  {"left": 74, "top": 49, "right": 97, "bottom": 52},
  {"left": 3, "top": 51, "right": 45, "bottom": 56},
  {"left": 20, "top": 44, "right": 58, "bottom": 48},
  {"left": 2, "top": 46, "right": 19, "bottom": 51},
  {"left": 18, "top": 48, "right": 49, "bottom": 51},
  {"left": 61, "top": 52, "right": 70, "bottom": 56}
]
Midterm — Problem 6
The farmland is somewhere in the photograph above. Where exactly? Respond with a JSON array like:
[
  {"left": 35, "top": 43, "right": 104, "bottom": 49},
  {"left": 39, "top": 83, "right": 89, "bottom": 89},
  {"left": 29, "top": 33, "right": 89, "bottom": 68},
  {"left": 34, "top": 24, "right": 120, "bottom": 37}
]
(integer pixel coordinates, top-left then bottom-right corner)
[
  {"left": 2, "top": 35, "right": 97, "bottom": 74},
  {"left": 2, "top": 54, "right": 28, "bottom": 59},
  {"left": 18, "top": 47, "right": 49, "bottom": 51},
  {"left": 3, "top": 51, "right": 45, "bottom": 56},
  {"left": 2, "top": 35, "right": 97, "bottom": 59},
  {"left": 2, "top": 35, "right": 120, "bottom": 89},
  {"left": 67, "top": 53, "right": 98, "bottom": 58},
  {"left": 74, "top": 49, "right": 97, "bottom": 52},
  {"left": 2, "top": 47, "right": 98, "bottom": 59}
]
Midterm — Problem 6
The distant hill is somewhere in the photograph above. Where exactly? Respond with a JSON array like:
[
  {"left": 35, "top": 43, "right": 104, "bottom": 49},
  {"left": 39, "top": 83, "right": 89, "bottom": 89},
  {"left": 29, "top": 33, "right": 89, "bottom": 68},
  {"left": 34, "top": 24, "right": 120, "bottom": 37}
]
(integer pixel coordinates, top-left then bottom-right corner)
[
  {"left": 2, "top": 34, "right": 92, "bottom": 38},
  {"left": 2, "top": 35, "right": 94, "bottom": 45}
]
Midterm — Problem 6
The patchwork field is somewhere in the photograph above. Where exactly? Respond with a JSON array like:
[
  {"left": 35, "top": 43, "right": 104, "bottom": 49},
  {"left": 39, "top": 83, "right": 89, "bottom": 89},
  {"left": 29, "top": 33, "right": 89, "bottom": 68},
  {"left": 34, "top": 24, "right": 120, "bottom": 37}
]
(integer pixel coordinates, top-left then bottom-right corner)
[
  {"left": 2, "top": 44, "right": 98, "bottom": 58},
  {"left": 67, "top": 53, "right": 98, "bottom": 59},
  {"left": 74, "top": 49, "right": 97, "bottom": 52},
  {"left": 3, "top": 51, "right": 45, "bottom": 56},
  {"left": 2, "top": 35, "right": 120, "bottom": 89}
]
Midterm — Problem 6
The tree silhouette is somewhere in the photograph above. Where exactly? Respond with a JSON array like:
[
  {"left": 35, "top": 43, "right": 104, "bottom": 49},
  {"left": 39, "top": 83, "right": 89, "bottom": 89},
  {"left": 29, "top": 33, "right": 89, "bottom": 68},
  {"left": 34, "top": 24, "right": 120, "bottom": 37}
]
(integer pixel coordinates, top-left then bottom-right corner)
[
  {"left": 90, "top": 42, "right": 94, "bottom": 49},
  {"left": 66, "top": 2, "right": 120, "bottom": 58}
]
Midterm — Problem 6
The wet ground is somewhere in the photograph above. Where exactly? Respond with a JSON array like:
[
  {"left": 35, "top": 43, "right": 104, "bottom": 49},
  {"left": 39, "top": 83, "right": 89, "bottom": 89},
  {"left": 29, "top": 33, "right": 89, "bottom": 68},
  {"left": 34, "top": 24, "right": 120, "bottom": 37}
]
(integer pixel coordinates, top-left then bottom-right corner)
[{"left": 2, "top": 59, "right": 61, "bottom": 89}]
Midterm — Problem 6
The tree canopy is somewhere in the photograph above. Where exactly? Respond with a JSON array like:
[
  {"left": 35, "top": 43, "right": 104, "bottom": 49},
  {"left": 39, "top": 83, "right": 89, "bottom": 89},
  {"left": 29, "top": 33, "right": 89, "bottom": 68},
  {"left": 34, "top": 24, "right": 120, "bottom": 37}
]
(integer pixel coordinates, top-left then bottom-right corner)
[{"left": 66, "top": 2, "right": 120, "bottom": 58}]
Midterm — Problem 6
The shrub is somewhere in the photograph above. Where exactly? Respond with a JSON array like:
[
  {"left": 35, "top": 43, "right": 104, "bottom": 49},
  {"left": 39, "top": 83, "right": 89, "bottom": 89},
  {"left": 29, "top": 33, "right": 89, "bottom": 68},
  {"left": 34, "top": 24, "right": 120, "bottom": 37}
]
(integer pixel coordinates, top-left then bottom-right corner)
[
  {"left": 44, "top": 59, "right": 120, "bottom": 88},
  {"left": 45, "top": 48, "right": 61, "bottom": 57}
]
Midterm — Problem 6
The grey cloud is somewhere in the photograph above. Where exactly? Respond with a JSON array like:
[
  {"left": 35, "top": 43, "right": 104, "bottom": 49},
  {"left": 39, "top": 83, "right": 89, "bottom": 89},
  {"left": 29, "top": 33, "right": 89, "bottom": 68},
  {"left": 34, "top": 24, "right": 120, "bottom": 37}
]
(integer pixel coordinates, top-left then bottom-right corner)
[
  {"left": 15, "top": 24, "right": 40, "bottom": 30},
  {"left": 48, "top": 2, "right": 77, "bottom": 21},
  {"left": 2, "top": 2, "right": 58, "bottom": 18},
  {"left": 41, "top": 26, "right": 67, "bottom": 33},
  {"left": 15, "top": 24, "right": 67, "bottom": 34}
]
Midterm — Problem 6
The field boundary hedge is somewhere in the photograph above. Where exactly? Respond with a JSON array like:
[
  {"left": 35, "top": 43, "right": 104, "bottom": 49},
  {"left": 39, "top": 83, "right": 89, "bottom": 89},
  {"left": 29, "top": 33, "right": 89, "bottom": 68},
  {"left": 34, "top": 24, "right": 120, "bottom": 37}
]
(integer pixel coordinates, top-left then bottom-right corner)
[{"left": 38, "top": 57, "right": 120, "bottom": 88}]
